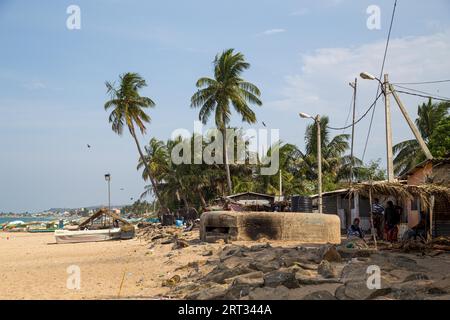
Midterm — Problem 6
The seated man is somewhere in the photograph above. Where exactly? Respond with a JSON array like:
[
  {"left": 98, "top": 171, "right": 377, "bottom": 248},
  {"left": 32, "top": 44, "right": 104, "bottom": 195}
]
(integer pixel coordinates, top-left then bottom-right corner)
[
  {"left": 384, "top": 201, "right": 400, "bottom": 242},
  {"left": 403, "top": 211, "right": 428, "bottom": 241},
  {"left": 347, "top": 218, "right": 364, "bottom": 239},
  {"left": 372, "top": 198, "right": 385, "bottom": 240}
]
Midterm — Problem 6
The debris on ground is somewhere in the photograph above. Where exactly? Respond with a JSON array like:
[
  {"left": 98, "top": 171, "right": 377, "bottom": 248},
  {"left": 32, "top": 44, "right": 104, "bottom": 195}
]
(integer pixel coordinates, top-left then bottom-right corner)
[{"left": 159, "top": 241, "right": 450, "bottom": 300}]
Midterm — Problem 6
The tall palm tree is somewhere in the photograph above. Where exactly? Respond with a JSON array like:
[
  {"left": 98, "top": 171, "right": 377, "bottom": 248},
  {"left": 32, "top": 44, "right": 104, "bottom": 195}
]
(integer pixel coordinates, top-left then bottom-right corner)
[
  {"left": 393, "top": 99, "right": 449, "bottom": 175},
  {"left": 304, "top": 116, "right": 352, "bottom": 177},
  {"left": 191, "top": 48, "right": 262, "bottom": 194},
  {"left": 104, "top": 72, "right": 168, "bottom": 212}
]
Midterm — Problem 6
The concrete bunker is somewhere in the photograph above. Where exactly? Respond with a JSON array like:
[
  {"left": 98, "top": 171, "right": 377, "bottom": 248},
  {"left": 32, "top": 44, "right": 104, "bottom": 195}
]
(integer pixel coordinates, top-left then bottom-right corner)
[{"left": 200, "top": 211, "right": 341, "bottom": 244}]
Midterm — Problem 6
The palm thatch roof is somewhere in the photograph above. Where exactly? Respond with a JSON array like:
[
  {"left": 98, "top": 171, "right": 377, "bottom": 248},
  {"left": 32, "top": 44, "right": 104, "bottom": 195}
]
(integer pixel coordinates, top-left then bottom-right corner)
[{"left": 351, "top": 182, "right": 450, "bottom": 209}]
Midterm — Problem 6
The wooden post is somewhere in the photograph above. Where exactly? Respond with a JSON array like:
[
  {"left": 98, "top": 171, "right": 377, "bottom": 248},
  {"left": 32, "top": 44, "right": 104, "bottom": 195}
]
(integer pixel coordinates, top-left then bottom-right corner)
[
  {"left": 428, "top": 196, "right": 435, "bottom": 241},
  {"left": 389, "top": 85, "right": 434, "bottom": 160},
  {"left": 369, "top": 187, "right": 378, "bottom": 249}
]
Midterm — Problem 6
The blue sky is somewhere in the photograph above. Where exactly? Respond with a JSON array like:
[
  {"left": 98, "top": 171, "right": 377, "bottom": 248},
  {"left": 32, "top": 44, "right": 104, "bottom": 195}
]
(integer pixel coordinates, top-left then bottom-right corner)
[{"left": 1, "top": 0, "right": 449, "bottom": 212}]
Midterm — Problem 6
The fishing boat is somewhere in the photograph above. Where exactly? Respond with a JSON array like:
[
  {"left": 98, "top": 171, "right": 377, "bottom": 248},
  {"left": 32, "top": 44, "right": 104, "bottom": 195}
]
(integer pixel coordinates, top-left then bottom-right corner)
[
  {"left": 54, "top": 227, "right": 122, "bottom": 244},
  {"left": 54, "top": 208, "right": 135, "bottom": 244}
]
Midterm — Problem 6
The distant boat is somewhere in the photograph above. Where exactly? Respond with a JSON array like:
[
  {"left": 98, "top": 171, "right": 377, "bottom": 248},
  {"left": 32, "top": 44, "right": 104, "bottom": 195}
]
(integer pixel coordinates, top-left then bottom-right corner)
[
  {"left": 54, "top": 208, "right": 135, "bottom": 244},
  {"left": 54, "top": 228, "right": 122, "bottom": 244}
]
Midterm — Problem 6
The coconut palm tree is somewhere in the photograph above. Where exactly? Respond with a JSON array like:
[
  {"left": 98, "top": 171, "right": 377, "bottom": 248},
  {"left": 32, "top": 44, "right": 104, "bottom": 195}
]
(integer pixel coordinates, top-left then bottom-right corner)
[
  {"left": 104, "top": 72, "right": 168, "bottom": 212},
  {"left": 191, "top": 48, "right": 262, "bottom": 194},
  {"left": 393, "top": 99, "right": 449, "bottom": 175}
]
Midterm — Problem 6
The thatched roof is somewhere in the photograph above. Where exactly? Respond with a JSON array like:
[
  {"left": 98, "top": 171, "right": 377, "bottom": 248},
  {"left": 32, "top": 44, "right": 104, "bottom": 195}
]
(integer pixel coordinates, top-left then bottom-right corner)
[{"left": 351, "top": 182, "right": 450, "bottom": 209}]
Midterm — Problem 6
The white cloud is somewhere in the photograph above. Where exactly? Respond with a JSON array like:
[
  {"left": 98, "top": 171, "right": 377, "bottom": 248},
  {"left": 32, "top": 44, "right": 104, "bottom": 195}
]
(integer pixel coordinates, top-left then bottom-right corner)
[
  {"left": 261, "top": 28, "right": 286, "bottom": 36},
  {"left": 266, "top": 30, "right": 450, "bottom": 163}
]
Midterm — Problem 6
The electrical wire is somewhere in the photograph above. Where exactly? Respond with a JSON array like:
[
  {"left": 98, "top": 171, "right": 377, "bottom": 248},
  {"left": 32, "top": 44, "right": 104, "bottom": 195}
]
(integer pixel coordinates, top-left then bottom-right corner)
[
  {"left": 327, "top": 92, "right": 383, "bottom": 130},
  {"left": 394, "top": 90, "right": 450, "bottom": 102},
  {"left": 392, "top": 79, "right": 450, "bottom": 85},
  {"left": 362, "top": 0, "right": 398, "bottom": 162},
  {"left": 392, "top": 84, "right": 450, "bottom": 101}
]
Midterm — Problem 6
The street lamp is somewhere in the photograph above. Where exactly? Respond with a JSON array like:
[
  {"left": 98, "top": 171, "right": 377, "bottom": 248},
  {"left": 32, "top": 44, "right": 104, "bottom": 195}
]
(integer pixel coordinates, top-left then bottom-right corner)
[
  {"left": 104, "top": 173, "right": 111, "bottom": 214},
  {"left": 299, "top": 112, "right": 322, "bottom": 214},
  {"left": 360, "top": 71, "right": 394, "bottom": 182}
]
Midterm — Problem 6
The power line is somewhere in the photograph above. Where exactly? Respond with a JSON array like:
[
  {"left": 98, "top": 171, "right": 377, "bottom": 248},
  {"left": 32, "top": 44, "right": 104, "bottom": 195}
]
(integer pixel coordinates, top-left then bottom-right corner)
[
  {"left": 394, "top": 90, "right": 450, "bottom": 102},
  {"left": 362, "top": 0, "right": 398, "bottom": 162},
  {"left": 327, "top": 92, "right": 383, "bottom": 130},
  {"left": 392, "top": 84, "right": 450, "bottom": 101},
  {"left": 341, "top": 90, "right": 355, "bottom": 134},
  {"left": 392, "top": 79, "right": 450, "bottom": 85}
]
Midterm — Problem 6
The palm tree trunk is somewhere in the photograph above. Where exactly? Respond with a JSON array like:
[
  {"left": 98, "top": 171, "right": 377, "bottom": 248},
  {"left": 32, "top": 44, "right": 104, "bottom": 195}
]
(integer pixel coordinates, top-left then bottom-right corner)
[
  {"left": 197, "top": 186, "right": 207, "bottom": 210},
  {"left": 129, "top": 126, "right": 169, "bottom": 213},
  {"left": 221, "top": 127, "right": 233, "bottom": 195}
]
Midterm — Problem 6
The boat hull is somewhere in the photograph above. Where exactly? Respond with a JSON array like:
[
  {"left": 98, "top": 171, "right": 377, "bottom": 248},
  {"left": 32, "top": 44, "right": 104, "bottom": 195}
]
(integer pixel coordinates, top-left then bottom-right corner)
[{"left": 54, "top": 228, "right": 121, "bottom": 244}]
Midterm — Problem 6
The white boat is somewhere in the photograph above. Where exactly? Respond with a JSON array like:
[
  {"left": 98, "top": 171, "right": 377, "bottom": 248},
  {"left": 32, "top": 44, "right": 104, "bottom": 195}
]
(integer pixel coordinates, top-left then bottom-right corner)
[{"left": 54, "top": 228, "right": 121, "bottom": 244}]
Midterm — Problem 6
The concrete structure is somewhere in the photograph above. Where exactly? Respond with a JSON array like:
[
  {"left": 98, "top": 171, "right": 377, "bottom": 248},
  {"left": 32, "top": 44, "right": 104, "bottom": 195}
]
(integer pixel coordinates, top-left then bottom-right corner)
[
  {"left": 400, "top": 159, "right": 450, "bottom": 236},
  {"left": 200, "top": 211, "right": 341, "bottom": 244}
]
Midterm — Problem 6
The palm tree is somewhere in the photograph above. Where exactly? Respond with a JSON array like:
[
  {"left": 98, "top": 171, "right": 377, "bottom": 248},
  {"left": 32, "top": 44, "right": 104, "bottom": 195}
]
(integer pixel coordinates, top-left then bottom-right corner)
[
  {"left": 393, "top": 99, "right": 449, "bottom": 175},
  {"left": 303, "top": 116, "right": 353, "bottom": 179},
  {"left": 104, "top": 72, "right": 168, "bottom": 212},
  {"left": 191, "top": 48, "right": 262, "bottom": 195}
]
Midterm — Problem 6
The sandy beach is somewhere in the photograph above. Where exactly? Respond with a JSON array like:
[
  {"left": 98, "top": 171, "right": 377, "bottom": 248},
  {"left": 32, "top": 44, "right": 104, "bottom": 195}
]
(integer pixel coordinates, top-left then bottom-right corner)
[{"left": 0, "top": 231, "right": 212, "bottom": 300}]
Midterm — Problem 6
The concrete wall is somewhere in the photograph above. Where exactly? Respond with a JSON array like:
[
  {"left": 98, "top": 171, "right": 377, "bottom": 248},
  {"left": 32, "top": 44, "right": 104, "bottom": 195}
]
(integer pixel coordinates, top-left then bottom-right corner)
[{"left": 200, "top": 211, "right": 341, "bottom": 244}]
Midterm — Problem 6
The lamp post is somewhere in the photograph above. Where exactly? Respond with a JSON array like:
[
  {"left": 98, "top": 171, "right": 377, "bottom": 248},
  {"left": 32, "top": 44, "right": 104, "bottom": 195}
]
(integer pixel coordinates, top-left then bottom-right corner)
[
  {"left": 359, "top": 72, "right": 394, "bottom": 182},
  {"left": 299, "top": 112, "right": 322, "bottom": 213},
  {"left": 104, "top": 173, "right": 111, "bottom": 214}
]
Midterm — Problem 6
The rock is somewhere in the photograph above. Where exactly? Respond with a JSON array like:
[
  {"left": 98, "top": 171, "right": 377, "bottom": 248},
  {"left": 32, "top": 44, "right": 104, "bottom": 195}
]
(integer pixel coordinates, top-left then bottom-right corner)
[
  {"left": 402, "top": 273, "right": 430, "bottom": 282},
  {"left": 292, "top": 262, "right": 318, "bottom": 270},
  {"left": 202, "top": 250, "right": 213, "bottom": 256},
  {"left": 318, "top": 260, "right": 337, "bottom": 279},
  {"left": 221, "top": 256, "right": 253, "bottom": 269},
  {"left": 161, "top": 239, "right": 174, "bottom": 245},
  {"left": 249, "top": 260, "right": 281, "bottom": 273},
  {"left": 172, "top": 239, "right": 189, "bottom": 250},
  {"left": 224, "top": 271, "right": 265, "bottom": 286},
  {"left": 249, "top": 243, "right": 271, "bottom": 251},
  {"left": 247, "top": 286, "right": 290, "bottom": 300},
  {"left": 344, "top": 277, "right": 393, "bottom": 300},
  {"left": 204, "top": 265, "right": 254, "bottom": 284},
  {"left": 334, "top": 285, "right": 351, "bottom": 300},
  {"left": 390, "top": 255, "right": 419, "bottom": 270},
  {"left": 219, "top": 245, "right": 247, "bottom": 261},
  {"left": 264, "top": 270, "right": 299, "bottom": 289},
  {"left": 186, "top": 284, "right": 230, "bottom": 300},
  {"left": 225, "top": 272, "right": 265, "bottom": 299},
  {"left": 295, "top": 274, "right": 342, "bottom": 285},
  {"left": 302, "top": 290, "right": 337, "bottom": 300},
  {"left": 321, "top": 245, "right": 342, "bottom": 262}
]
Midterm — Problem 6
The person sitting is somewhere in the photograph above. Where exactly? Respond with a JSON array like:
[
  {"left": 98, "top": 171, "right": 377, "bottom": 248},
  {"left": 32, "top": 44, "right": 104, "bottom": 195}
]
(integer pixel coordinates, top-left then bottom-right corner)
[
  {"left": 384, "top": 201, "right": 400, "bottom": 242},
  {"left": 347, "top": 218, "right": 364, "bottom": 239},
  {"left": 372, "top": 198, "right": 385, "bottom": 240},
  {"left": 403, "top": 211, "right": 428, "bottom": 241}
]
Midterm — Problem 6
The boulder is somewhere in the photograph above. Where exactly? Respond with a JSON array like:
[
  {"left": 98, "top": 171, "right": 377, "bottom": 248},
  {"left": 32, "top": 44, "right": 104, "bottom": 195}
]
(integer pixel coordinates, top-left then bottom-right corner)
[
  {"left": 321, "top": 245, "right": 342, "bottom": 262},
  {"left": 186, "top": 284, "right": 230, "bottom": 300},
  {"left": 203, "top": 265, "right": 254, "bottom": 284},
  {"left": 264, "top": 270, "right": 299, "bottom": 289},
  {"left": 318, "top": 260, "right": 337, "bottom": 279},
  {"left": 302, "top": 290, "right": 337, "bottom": 300},
  {"left": 249, "top": 260, "right": 281, "bottom": 273},
  {"left": 247, "top": 286, "right": 290, "bottom": 300}
]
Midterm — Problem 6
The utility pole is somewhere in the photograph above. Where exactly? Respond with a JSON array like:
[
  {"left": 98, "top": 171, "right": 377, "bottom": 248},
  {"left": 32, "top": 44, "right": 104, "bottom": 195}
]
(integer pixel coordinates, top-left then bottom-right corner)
[
  {"left": 317, "top": 115, "right": 323, "bottom": 214},
  {"left": 389, "top": 85, "right": 433, "bottom": 160},
  {"left": 279, "top": 169, "right": 282, "bottom": 198},
  {"left": 384, "top": 74, "right": 395, "bottom": 182},
  {"left": 349, "top": 78, "right": 357, "bottom": 185}
]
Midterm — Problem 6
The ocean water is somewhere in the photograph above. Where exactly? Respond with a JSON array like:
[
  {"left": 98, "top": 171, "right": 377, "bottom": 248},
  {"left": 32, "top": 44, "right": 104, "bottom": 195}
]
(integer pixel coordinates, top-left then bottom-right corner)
[{"left": 0, "top": 216, "right": 58, "bottom": 225}]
